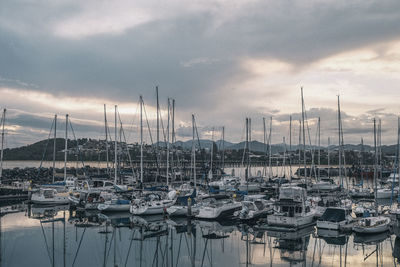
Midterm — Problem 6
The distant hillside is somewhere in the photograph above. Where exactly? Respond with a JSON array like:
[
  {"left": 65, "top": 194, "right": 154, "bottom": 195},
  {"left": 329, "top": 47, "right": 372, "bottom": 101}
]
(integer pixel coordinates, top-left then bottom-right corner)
[{"left": 1, "top": 137, "right": 398, "bottom": 161}]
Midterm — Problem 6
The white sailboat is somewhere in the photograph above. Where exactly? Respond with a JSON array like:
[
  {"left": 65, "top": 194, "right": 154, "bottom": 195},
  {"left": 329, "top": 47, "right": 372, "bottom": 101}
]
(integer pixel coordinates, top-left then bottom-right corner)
[{"left": 352, "top": 118, "right": 391, "bottom": 234}]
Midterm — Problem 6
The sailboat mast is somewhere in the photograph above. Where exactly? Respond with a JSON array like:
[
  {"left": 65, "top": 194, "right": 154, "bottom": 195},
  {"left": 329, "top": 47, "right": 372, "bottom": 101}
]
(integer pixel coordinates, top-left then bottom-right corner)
[
  {"left": 114, "top": 105, "right": 118, "bottom": 184},
  {"left": 210, "top": 128, "right": 214, "bottom": 180},
  {"left": 140, "top": 96, "right": 143, "bottom": 184},
  {"left": 338, "top": 95, "right": 342, "bottom": 188},
  {"left": 64, "top": 114, "right": 68, "bottom": 181},
  {"left": 245, "top": 118, "right": 249, "bottom": 182},
  {"left": 52, "top": 115, "right": 57, "bottom": 184},
  {"left": 166, "top": 98, "right": 170, "bottom": 187},
  {"left": 269, "top": 117, "right": 272, "bottom": 178},
  {"left": 0, "top": 109, "right": 6, "bottom": 184},
  {"left": 318, "top": 117, "right": 321, "bottom": 181},
  {"left": 156, "top": 86, "right": 159, "bottom": 183},
  {"left": 263, "top": 117, "right": 266, "bottom": 177},
  {"left": 248, "top": 118, "right": 251, "bottom": 177},
  {"left": 104, "top": 104, "right": 109, "bottom": 176},
  {"left": 373, "top": 118, "right": 378, "bottom": 210},
  {"left": 222, "top": 126, "right": 225, "bottom": 171},
  {"left": 172, "top": 99, "right": 175, "bottom": 181},
  {"left": 301, "top": 87, "right": 307, "bottom": 184},
  {"left": 397, "top": 117, "right": 400, "bottom": 195},
  {"left": 192, "top": 115, "right": 196, "bottom": 190},
  {"left": 328, "top": 137, "right": 330, "bottom": 178},
  {"left": 289, "top": 115, "right": 292, "bottom": 178},
  {"left": 361, "top": 138, "right": 364, "bottom": 188}
]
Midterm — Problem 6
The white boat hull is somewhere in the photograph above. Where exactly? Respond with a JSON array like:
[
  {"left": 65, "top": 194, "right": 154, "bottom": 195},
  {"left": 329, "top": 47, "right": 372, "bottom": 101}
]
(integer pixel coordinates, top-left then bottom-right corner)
[
  {"left": 267, "top": 213, "right": 315, "bottom": 228},
  {"left": 167, "top": 205, "right": 200, "bottom": 217},
  {"left": 130, "top": 200, "right": 175, "bottom": 215},
  {"left": 196, "top": 202, "right": 241, "bottom": 220},
  {"left": 352, "top": 216, "right": 390, "bottom": 234},
  {"left": 31, "top": 194, "right": 70, "bottom": 205}
]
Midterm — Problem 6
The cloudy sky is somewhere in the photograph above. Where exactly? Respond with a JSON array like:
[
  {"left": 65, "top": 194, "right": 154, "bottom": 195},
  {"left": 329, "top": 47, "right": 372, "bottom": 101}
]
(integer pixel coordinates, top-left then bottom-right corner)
[{"left": 1, "top": 0, "right": 400, "bottom": 148}]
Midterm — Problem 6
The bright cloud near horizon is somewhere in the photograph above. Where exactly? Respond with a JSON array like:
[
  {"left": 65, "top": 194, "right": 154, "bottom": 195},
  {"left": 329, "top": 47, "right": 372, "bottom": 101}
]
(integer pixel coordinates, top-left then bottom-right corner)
[{"left": 1, "top": 0, "right": 400, "bottom": 148}]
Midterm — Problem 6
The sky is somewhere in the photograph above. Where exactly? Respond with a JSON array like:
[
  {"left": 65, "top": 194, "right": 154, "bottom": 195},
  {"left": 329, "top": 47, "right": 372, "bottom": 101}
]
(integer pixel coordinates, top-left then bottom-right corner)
[{"left": 1, "top": 0, "right": 400, "bottom": 148}]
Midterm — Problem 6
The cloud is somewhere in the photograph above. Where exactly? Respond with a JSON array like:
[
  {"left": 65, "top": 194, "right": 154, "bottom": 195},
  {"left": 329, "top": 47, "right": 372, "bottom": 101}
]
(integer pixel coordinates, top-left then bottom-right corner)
[{"left": 0, "top": 0, "right": 400, "bottom": 147}]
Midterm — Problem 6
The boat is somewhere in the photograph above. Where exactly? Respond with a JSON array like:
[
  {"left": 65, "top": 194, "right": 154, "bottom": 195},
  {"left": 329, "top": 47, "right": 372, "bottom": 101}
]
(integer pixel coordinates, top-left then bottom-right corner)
[
  {"left": 376, "top": 187, "right": 397, "bottom": 199},
  {"left": 317, "top": 207, "right": 354, "bottom": 230},
  {"left": 196, "top": 198, "right": 241, "bottom": 220},
  {"left": 208, "top": 175, "right": 239, "bottom": 193},
  {"left": 354, "top": 201, "right": 376, "bottom": 217},
  {"left": 352, "top": 215, "right": 390, "bottom": 234},
  {"left": 352, "top": 119, "right": 392, "bottom": 235},
  {"left": 69, "top": 190, "right": 113, "bottom": 210},
  {"left": 130, "top": 191, "right": 177, "bottom": 215},
  {"left": 266, "top": 186, "right": 316, "bottom": 228},
  {"left": 30, "top": 188, "right": 70, "bottom": 205},
  {"left": 311, "top": 178, "right": 339, "bottom": 192},
  {"left": 233, "top": 195, "right": 273, "bottom": 221},
  {"left": 98, "top": 197, "right": 131, "bottom": 212}
]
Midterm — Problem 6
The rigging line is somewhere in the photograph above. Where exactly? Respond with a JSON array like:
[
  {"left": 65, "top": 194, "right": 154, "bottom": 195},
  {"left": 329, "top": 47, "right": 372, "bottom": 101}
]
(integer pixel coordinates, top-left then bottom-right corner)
[
  {"left": 159, "top": 105, "right": 167, "bottom": 144},
  {"left": 38, "top": 117, "right": 55, "bottom": 174},
  {"left": 126, "top": 99, "right": 141, "bottom": 142},
  {"left": 142, "top": 99, "right": 155, "bottom": 145},
  {"left": 68, "top": 120, "right": 86, "bottom": 173},
  {"left": 117, "top": 111, "right": 135, "bottom": 178}
]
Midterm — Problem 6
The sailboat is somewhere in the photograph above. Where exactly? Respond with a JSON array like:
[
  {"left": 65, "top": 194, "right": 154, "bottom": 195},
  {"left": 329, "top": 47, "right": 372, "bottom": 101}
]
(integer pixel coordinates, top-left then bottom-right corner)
[
  {"left": 31, "top": 115, "right": 70, "bottom": 205},
  {"left": 353, "top": 118, "right": 391, "bottom": 234}
]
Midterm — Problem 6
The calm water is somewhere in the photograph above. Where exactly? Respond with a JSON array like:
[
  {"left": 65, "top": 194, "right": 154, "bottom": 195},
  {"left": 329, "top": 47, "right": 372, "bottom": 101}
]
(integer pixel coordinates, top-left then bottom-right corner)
[{"left": 1, "top": 205, "right": 400, "bottom": 267}]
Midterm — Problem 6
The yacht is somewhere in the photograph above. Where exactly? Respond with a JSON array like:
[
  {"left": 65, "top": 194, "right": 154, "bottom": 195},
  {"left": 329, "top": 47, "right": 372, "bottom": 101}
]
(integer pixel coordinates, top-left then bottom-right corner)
[
  {"left": 267, "top": 186, "right": 316, "bottom": 228},
  {"left": 196, "top": 198, "right": 241, "bottom": 220},
  {"left": 30, "top": 188, "right": 70, "bottom": 205},
  {"left": 234, "top": 195, "right": 273, "bottom": 221},
  {"left": 130, "top": 191, "right": 177, "bottom": 215},
  {"left": 69, "top": 190, "right": 113, "bottom": 210}
]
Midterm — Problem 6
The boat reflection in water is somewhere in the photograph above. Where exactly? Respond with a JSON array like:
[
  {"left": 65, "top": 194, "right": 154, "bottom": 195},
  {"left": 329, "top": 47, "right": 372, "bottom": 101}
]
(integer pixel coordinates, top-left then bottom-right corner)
[
  {"left": 268, "top": 226, "right": 314, "bottom": 266},
  {"left": 2, "top": 205, "right": 400, "bottom": 266}
]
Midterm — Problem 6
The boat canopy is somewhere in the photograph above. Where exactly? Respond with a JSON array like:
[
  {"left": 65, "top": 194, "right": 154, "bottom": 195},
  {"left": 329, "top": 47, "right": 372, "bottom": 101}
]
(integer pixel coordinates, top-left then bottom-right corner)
[{"left": 320, "top": 208, "right": 345, "bottom": 222}]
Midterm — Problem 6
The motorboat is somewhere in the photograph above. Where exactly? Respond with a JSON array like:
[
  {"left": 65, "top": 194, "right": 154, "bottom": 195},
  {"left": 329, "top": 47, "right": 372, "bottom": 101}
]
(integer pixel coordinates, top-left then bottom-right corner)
[
  {"left": 317, "top": 207, "right": 354, "bottom": 230},
  {"left": 352, "top": 216, "right": 391, "bottom": 234},
  {"left": 130, "top": 191, "right": 177, "bottom": 215},
  {"left": 30, "top": 188, "right": 70, "bottom": 205},
  {"left": 234, "top": 195, "right": 273, "bottom": 221},
  {"left": 98, "top": 198, "right": 131, "bottom": 212},
  {"left": 267, "top": 186, "right": 316, "bottom": 228},
  {"left": 196, "top": 198, "right": 241, "bottom": 220},
  {"left": 69, "top": 190, "right": 113, "bottom": 210}
]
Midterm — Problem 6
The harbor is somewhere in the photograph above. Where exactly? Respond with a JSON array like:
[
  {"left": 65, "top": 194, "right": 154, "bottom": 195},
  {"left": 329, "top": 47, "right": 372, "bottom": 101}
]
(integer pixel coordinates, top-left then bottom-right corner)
[{"left": 1, "top": 1, "right": 400, "bottom": 266}]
